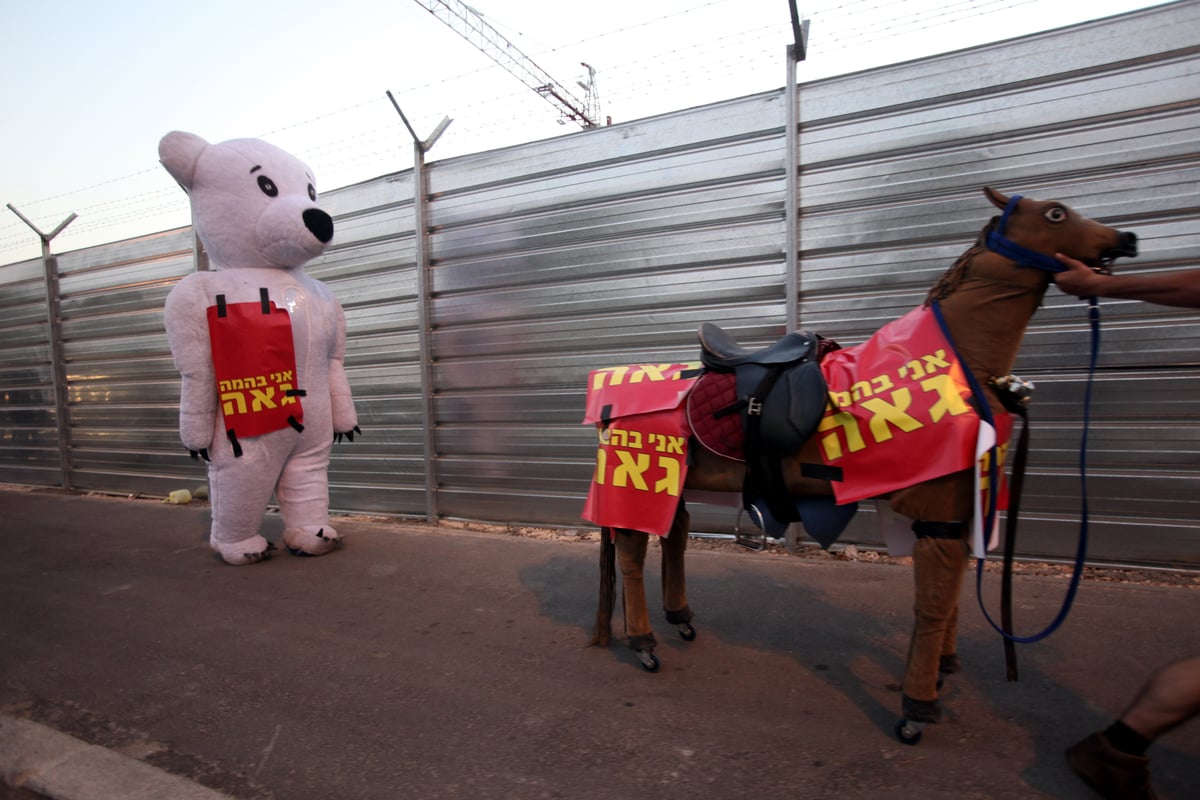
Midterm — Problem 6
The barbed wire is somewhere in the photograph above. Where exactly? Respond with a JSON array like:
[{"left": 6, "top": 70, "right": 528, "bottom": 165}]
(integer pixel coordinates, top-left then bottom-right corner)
[{"left": 0, "top": 0, "right": 1142, "bottom": 264}]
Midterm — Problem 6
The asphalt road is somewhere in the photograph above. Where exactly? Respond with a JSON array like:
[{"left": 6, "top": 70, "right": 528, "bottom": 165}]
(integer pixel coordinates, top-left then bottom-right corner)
[{"left": 1, "top": 486, "right": 1197, "bottom": 799}]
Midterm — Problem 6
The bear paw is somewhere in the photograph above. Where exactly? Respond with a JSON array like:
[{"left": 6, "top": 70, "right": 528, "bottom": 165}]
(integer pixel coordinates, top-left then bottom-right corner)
[
  {"left": 212, "top": 535, "right": 273, "bottom": 566},
  {"left": 282, "top": 526, "right": 341, "bottom": 557}
]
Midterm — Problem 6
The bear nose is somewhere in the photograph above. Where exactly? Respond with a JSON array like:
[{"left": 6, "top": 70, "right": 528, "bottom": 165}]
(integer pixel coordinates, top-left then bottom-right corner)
[{"left": 303, "top": 208, "right": 334, "bottom": 244}]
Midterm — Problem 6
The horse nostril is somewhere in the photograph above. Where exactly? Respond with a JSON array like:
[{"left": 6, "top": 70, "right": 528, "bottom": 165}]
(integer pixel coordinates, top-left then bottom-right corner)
[
  {"left": 1119, "top": 231, "right": 1138, "bottom": 256},
  {"left": 303, "top": 208, "right": 334, "bottom": 244}
]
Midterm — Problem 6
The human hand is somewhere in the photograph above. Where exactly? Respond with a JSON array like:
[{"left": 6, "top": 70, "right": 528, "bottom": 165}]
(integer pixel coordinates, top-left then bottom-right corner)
[{"left": 1053, "top": 253, "right": 1106, "bottom": 298}]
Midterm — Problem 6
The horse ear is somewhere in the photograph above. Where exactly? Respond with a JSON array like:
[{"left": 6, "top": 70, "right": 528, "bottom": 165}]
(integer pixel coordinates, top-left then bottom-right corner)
[{"left": 983, "top": 186, "right": 1009, "bottom": 210}]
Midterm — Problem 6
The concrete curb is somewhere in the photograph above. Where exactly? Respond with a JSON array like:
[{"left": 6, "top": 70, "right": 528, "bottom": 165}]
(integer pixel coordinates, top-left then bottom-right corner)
[{"left": 0, "top": 716, "right": 233, "bottom": 800}]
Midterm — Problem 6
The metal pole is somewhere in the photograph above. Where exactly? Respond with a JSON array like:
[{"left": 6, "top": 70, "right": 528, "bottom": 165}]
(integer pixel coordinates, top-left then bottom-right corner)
[
  {"left": 388, "top": 92, "right": 452, "bottom": 523},
  {"left": 783, "top": 11, "right": 809, "bottom": 551},
  {"left": 785, "top": 45, "right": 800, "bottom": 335},
  {"left": 7, "top": 204, "right": 78, "bottom": 490}
]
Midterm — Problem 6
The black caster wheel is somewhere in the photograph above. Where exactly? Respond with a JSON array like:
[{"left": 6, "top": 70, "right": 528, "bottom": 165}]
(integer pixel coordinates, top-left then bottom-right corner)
[
  {"left": 636, "top": 650, "right": 660, "bottom": 672},
  {"left": 678, "top": 623, "right": 696, "bottom": 641},
  {"left": 894, "top": 718, "right": 924, "bottom": 745}
]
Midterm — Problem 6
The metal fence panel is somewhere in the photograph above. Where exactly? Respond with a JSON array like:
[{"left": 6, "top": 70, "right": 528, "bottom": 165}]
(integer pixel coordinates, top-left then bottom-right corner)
[{"left": 1, "top": 2, "right": 1197, "bottom": 567}]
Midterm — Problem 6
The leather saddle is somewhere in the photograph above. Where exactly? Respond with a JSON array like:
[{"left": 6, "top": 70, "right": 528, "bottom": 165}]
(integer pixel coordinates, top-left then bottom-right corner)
[
  {"left": 692, "top": 323, "right": 856, "bottom": 548},
  {"left": 697, "top": 322, "right": 828, "bottom": 456}
]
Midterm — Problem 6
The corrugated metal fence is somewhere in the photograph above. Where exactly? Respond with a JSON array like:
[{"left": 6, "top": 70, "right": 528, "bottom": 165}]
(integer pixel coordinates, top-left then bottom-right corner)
[{"left": 1, "top": 1, "right": 1197, "bottom": 567}]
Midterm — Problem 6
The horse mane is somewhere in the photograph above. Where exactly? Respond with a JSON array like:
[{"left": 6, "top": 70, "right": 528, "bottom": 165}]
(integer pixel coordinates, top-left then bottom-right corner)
[{"left": 923, "top": 217, "right": 997, "bottom": 307}]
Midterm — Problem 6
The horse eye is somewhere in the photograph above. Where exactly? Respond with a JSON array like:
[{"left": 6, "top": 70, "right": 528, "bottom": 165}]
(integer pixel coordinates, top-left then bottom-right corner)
[
  {"left": 257, "top": 175, "right": 279, "bottom": 197},
  {"left": 308, "top": 183, "right": 317, "bottom": 201},
  {"left": 1045, "top": 206, "right": 1067, "bottom": 223}
]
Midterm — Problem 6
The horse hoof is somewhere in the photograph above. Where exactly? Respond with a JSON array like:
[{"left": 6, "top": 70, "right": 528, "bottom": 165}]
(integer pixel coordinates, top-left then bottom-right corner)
[
  {"left": 636, "top": 650, "right": 660, "bottom": 672},
  {"left": 894, "top": 718, "right": 924, "bottom": 745},
  {"left": 678, "top": 622, "right": 696, "bottom": 641}
]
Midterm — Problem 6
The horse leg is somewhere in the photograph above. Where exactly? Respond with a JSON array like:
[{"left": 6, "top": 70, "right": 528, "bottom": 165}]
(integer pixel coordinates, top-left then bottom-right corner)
[
  {"left": 591, "top": 527, "right": 617, "bottom": 648},
  {"left": 901, "top": 522, "right": 969, "bottom": 730},
  {"left": 614, "top": 527, "right": 659, "bottom": 671},
  {"left": 660, "top": 501, "right": 695, "bottom": 641}
]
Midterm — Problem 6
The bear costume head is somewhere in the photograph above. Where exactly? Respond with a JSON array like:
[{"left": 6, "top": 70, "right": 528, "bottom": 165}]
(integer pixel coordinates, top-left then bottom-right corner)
[
  {"left": 159, "top": 131, "right": 333, "bottom": 270},
  {"left": 160, "top": 131, "right": 358, "bottom": 566}
]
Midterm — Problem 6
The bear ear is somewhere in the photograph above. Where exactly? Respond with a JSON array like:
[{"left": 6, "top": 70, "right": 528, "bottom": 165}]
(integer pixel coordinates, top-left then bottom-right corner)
[{"left": 158, "top": 131, "right": 210, "bottom": 190}]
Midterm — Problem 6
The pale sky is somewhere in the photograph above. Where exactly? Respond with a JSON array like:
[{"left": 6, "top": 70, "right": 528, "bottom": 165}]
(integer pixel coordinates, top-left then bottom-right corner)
[{"left": 0, "top": 0, "right": 1166, "bottom": 264}]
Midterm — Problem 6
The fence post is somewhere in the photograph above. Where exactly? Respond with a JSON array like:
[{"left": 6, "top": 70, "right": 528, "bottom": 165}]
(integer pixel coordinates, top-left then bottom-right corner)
[
  {"left": 7, "top": 204, "right": 77, "bottom": 490},
  {"left": 784, "top": 8, "right": 810, "bottom": 551},
  {"left": 388, "top": 92, "right": 452, "bottom": 524}
]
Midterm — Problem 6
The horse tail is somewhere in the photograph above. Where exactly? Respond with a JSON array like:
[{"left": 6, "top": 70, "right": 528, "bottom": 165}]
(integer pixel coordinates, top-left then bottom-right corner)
[{"left": 591, "top": 527, "right": 616, "bottom": 647}]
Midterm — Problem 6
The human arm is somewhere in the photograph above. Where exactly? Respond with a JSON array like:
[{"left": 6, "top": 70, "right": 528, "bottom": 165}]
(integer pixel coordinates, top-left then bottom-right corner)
[{"left": 1054, "top": 253, "right": 1200, "bottom": 309}]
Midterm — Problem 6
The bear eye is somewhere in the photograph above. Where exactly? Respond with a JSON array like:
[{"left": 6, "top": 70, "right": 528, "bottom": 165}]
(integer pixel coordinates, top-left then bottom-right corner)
[
  {"left": 257, "top": 175, "right": 279, "bottom": 197},
  {"left": 1044, "top": 206, "right": 1067, "bottom": 223},
  {"left": 308, "top": 183, "right": 316, "bottom": 202}
]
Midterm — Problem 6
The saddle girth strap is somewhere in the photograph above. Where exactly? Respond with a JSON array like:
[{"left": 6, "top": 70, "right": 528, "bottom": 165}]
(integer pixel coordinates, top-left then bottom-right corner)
[{"left": 742, "top": 363, "right": 800, "bottom": 526}]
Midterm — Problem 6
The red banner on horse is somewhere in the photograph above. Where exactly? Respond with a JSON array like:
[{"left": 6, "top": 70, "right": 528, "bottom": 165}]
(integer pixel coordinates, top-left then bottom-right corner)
[
  {"left": 817, "top": 305, "right": 1002, "bottom": 505},
  {"left": 582, "top": 363, "right": 698, "bottom": 536},
  {"left": 582, "top": 363, "right": 701, "bottom": 424}
]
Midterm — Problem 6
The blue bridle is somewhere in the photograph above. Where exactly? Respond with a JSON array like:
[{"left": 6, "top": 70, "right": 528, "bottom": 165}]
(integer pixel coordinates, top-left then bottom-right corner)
[{"left": 985, "top": 194, "right": 1070, "bottom": 274}]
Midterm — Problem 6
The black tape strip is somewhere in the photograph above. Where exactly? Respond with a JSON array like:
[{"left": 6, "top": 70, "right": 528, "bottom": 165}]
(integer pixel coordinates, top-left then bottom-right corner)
[
  {"left": 800, "top": 462, "right": 843, "bottom": 482},
  {"left": 285, "top": 389, "right": 307, "bottom": 397},
  {"left": 600, "top": 403, "right": 613, "bottom": 425},
  {"left": 713, "top": 399, "right": 746, "bottom": 419},
  {"left": 260, "top": 288, "right": 270, "bottom": 314},
  {"left": 679, "top": 367, "right": 704, "bottom": 380},
  {"left": 287, "top": 416, "right": 305, "bottom": 432},
  {"left": 216, "top": 295, "right": 227, "bottom": 318},
  {"left": 227, "top": 429, "right": 243, "bottom": 458}
]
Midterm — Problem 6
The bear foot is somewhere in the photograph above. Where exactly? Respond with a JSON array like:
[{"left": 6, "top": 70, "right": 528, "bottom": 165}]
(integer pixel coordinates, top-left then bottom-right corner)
[
  {"left": 282, "top": 526, "right": 341, "bottom": 557},
  {"left": 211, "top": 535, "right": 273, "bottom": 566}
]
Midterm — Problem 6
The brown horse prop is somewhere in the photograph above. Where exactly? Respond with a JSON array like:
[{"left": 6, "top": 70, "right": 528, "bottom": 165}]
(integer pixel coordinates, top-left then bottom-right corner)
[{"left": 586, "top": 187, "right": 1137, "bottom": 743}]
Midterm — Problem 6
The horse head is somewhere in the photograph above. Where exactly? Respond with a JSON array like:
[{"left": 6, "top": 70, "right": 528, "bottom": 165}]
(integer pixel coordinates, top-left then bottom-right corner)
[
  {"left": 929, "top": 187, "right": 1138, "bottom": 304},
  {"left": 983, "top": 186, "right": 1138, "bottom": 274}
]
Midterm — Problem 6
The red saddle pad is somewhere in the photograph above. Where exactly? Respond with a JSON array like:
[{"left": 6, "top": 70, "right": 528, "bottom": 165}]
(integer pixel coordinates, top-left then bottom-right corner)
[{"left": 686, "top": 371, "right": 744, "bottom": 461}]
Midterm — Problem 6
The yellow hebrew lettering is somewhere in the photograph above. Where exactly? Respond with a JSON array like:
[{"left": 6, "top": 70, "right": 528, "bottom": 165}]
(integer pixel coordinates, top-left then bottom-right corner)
[
  {"left": 828, "top": 390, "right": 852, "bottom": 409},
  {"left": 219, "top": 380, "right": 232, "bottom": 392},
  {"left": 630, "top": 364, "right": 672, "bottom": 383},
  {"left": 221, "top": 391, "right": 248, "bottom": 416},
  {"left": 861, "top": 388, "right": 923, "bottom": 444},
  {"left": 900, "top": 359, "right": 925, "bottom": 380},
  {"left": 610, "top": 429, "right": 628, "bottom": 448},
  {"left": 593, "top": 448, "right": 608, "bottom": 485},
  {"left": 818, "top": 411, "right": 866, "bottom": 460},
  {"left": 256, "top": 375, "right": 268, "bottom": 387},
  {"left": 612, "top": 450, "right": 650, "bottom": 490},
  {"left": 922, "top": 349, "right": 950, "bottom": 372},
  {"left": 661, "top": 435, "right": 685, "bottom": 455},
  {"left": 851, "top": 380, "right": 873, "bottom": 401},
  {"left": 654, "top": 456, "right": 681, "bottom": 496},
  {"left": 871, "top": 374, "right": 894, "bottom": 394},
  {"left": 591, "top": 366, "right": 630, "bottom": 391},
  {"left": 921, "top": 373, "right": 972, "bottom": 422},
  {"left": 278, "top": 383, "right": 298, "bottom": 407},
  {"left": 249, "top": 386, "right": 278, "bottom": 412}
]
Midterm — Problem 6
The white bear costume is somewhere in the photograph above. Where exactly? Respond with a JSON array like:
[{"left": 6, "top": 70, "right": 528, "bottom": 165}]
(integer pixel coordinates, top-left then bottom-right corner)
[{"left": 161, "top": 131, "right": 358, "bottom": 565}]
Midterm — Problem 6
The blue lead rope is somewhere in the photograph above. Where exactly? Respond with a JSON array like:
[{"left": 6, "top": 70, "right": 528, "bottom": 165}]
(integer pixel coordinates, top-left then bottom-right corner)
[
  {"left": 932, "top": 293, "right": 1099, "bottom": 647},
  {"left": 977, "top": 298, "right": 1098, "bottom": 644}
]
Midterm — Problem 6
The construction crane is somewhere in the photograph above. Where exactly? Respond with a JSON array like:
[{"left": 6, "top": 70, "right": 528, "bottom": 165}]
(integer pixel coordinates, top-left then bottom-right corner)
[{"left": 413, "top": 0, "right": 601, "bottom": 129}]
